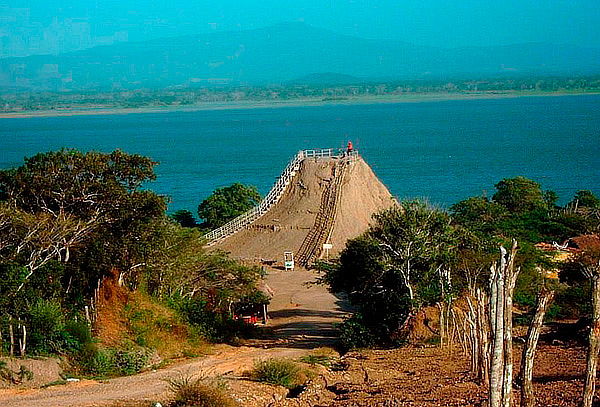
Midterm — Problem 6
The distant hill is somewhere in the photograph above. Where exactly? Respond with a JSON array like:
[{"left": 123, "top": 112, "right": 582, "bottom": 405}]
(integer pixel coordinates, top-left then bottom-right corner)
[{"left": 1, "top": 22, "right": 599, "bottom": 91}]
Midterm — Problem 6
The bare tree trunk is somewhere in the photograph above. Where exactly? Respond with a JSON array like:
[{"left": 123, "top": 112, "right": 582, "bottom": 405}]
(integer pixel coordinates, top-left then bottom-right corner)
[
  {"left": 438, "top": 302, "right": 445, "bottom": 348},
  {"left": 520, "top": 289, "right": 555, "bottom": 407},
  {"left": 489, "top": 260, "right": 505, "bottom": 407},
  {"left": 18, "top": 324, "right": 26, "bottom": 357},
  {"left": 489, "top": 242, "right": 520, "bottom": 407},
  {"left": 9, "top": 322, "right": 14, "bottom": 357},
  {"left": 477, "top": 289, "right": 490, "bottom": 383},
  {"left": 502, "top": 242, "right": 520, "bottom": 407},
  {"left": 582, "top": 275, "right": 600, "bottom": 407}
]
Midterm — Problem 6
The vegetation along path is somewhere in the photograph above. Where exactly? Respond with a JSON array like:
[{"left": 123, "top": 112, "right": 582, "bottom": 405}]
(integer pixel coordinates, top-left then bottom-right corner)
[{"left": 0, "top": 267, "right": 349, "bottom": 407}]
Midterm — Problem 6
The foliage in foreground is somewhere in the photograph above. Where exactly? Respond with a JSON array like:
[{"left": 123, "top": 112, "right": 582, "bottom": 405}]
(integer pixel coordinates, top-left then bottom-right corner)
[
  {"left": 326, "top": 178, "right": 599, "bottom": 349},
  {"left": 0, "top": 149, "right": 266, "bottom": 361}
]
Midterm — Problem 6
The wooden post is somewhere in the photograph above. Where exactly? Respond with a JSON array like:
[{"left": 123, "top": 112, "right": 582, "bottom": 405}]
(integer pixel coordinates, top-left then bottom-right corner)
[
  {"left": 520, "top": 289, "right": 555, "bottom": 407},
  {"left": 582, "top": 273, "right": 600, "bottom": 407}
]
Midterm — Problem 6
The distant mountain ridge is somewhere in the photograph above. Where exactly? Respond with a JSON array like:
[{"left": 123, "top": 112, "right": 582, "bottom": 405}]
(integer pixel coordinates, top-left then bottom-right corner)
[{"left": 1, "top": 22, "right": 599, "bottom": 91}]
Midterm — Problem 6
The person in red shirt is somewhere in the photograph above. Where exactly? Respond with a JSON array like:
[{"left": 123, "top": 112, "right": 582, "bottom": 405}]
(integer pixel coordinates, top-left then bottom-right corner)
[{"left": 347, "top": 141, "right": 354, "bottom": 154}]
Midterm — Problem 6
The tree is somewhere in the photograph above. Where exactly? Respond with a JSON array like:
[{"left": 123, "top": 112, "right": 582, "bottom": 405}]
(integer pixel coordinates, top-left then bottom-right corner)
[
  {"left": 198, "top": 183, "right": 261, "bottom": 229},
  {"left": 488, "top": 242, "right": 520, "bottom": 407},
  {"left": 171, "top": 210, "right": 197, "bottom": 228},
  {"left": 325, "top": 200, "right": 457, "bottom": 345},
  {"left": 492, "top": 177, "right": 548, "bottom": 213},
  {"left": 0, "top": 149, "right": 160, "bottom": 221},
  {"left": 569, "top": 190, "right": 600, "bottom": 210},
  {"left": 579, "top": 244, "right": 600, "bottom": 407},
  {"left": 519, "top": 288, "right": 555, "bottom": 407},
  {"left": 369, "top": 201, "right": 455, "bottom": 306},
  {"left": 0, "top": 148, "right": 167, "bottom": 297},
  {"left": 450, "top": 196, "right": 507, "bottom": 235}
]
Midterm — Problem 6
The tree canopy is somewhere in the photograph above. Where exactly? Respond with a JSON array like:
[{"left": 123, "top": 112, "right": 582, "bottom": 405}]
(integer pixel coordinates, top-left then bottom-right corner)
[
  {"left": 492, "top": 176, "right": 549, "bottom": 213},
  {"left": 0, "top": 149, "right": 266, "bottom": 357},
  {"left": 198, "top": 183, "right": 261, "bottom": 229}
]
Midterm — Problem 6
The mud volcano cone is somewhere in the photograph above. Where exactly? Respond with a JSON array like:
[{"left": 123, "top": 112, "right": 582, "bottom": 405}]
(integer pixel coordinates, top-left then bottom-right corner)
[{"left": 213, "top": 153, "right": 394, "bottom": 266}]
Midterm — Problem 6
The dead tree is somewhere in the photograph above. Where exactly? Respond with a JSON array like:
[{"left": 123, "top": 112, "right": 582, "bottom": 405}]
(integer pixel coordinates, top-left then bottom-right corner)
[
  {"left": 476, "top": 288, "right": 490, "bottom": 383},
  {"left": 9, "top": 322, "right": 15, "bottom": 357},
  {"left": 453, "top": 289, "right": 490, "bottom": 383},
  {"left": 438, "top": 266, "right": 453, "bottom": 349},
  {"left": 489, "top": 241, "right": 520, "bottom": 407},
  {"left": 519, "top": 289, "right": 555, "bottom": 407},
  {"left": 582, "top": 253, "right": 600, "bottom": 407}
]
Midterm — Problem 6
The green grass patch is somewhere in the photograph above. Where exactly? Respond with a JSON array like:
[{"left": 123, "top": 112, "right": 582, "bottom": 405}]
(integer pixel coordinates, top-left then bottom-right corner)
[{"left": 250, "top": 358, "right": 304, "bottom": 389}]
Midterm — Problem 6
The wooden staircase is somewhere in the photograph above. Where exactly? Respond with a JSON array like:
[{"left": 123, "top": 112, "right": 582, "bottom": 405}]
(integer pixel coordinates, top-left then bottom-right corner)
[
  {"left": 295, "top": 159, "right": 349, "bottom": 267},
  {"left": 204, "top": 148, "right": 357, "bottom": 245}
]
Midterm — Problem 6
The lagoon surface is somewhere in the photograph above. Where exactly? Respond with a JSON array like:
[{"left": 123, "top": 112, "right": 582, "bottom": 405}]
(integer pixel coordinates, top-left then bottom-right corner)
[{"left": 1, "top": 94, "right": 599, "bottom": 213}]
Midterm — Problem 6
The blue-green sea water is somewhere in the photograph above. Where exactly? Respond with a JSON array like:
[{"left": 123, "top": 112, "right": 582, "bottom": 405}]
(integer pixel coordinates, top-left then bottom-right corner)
[{"left": 1, "top": 95, "right": 599, "bottom": 213}]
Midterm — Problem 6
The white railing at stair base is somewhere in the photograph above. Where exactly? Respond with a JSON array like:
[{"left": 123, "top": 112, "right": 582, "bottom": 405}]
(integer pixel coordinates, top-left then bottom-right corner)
[{"left": 204, "top": 148, "right": 357, "bottom": 244}]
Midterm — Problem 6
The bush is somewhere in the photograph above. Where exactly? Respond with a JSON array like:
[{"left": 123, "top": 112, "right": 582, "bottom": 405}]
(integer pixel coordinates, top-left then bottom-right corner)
[
  {"left": 337, "top": 314, "right": 377, "bottom": 350},
  {"left": 27, "top": 299, "right": 65, "bottom": 354},
  {"left": 77, "top": 344, "right": 149, "bottom": 377},
  {"left": 112, "top": 348, "right": 149, "bottom": 375},
  {"left": 78, "top": 344, "right": 114, "bottom": 377},
  {"left": 251, "top": 358, "right": 302, "bottom": 389},
  {"left": 168, "top": 375, "right": 238, "bottom": 407},
  {"left": 168, "top": 295, "right": 257, "bottom": 343},
  {"left": 63, "top": 319, "right": 93, "bottom": 351}
]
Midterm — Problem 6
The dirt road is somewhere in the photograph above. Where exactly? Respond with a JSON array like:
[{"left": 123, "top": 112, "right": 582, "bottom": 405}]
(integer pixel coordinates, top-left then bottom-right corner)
[{"left": 0, "top": 268, "right": 348, "bottom": 407}]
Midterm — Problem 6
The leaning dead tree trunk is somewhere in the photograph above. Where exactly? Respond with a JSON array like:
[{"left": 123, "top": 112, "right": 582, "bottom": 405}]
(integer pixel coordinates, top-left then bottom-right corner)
[
  {"left": 582, "top": 265, "right": 600, "bottom": 407},
  {"left": 519, "top": 289, "right": 555, "bottom": 407},
  {"left": 489, "top": 241, "right": 520, "bottom": 407}
]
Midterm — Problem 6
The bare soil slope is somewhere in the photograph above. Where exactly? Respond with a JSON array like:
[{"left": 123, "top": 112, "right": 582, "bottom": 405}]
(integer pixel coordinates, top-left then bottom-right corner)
[{"left": 215, "top": 156, "right": 393, "bottom": 261}]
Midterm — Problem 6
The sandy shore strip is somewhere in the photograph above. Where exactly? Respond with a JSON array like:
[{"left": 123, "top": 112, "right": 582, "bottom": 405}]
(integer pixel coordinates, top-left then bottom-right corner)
[{"left": 1, "top": 91, "right": 598, "bottom": 119}]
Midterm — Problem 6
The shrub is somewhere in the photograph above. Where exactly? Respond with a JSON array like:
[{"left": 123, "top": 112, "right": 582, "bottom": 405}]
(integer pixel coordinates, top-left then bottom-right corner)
[
  {"left": 168, "top": 295, "right": 257, "bottom": 343},
  {"left": 251, "top": 358, "right": 302, "bottom": 389},
  {"left": 27, "top": 299, "right": 65, "bottom": 353},
  {"left": 77, "top": 344, "right": 149, "bottom": 377},
  {"left": 168, "top": 375, "right": 238, "bottom": 407},
  {"left": 78, "top": 344, "right": 114, "bottom": 377},
  {"left": 63, "top": 319, "right": 93, "bottom": 350},
  {"left": 337, "top": 314, "right": 377, "bottom": 350},
  {"left": 112, "top": 348, "right": 149, "bottom": 375}
]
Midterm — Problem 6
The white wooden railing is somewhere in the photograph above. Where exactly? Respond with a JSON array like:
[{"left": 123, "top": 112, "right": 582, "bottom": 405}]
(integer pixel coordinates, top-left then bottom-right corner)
[{"left": 204, "top": 148, "right": 357, "bottom": 244}]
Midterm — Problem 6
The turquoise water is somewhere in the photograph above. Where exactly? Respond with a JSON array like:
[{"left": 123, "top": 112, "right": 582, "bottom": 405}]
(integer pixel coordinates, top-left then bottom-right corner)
[{"left": 1, "top": 95, "right": 599, "bottom": 213}]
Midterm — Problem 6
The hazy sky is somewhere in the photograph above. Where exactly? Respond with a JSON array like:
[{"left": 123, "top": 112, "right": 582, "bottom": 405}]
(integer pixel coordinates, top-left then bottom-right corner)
[{"left": 2, "top": 0, "right": 599, "bottom": 57}]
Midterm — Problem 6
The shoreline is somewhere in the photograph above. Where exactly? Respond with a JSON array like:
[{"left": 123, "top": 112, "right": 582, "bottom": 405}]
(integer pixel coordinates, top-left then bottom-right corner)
[{"left": 1, "top": 90, "right": 598, "bottom": 119}]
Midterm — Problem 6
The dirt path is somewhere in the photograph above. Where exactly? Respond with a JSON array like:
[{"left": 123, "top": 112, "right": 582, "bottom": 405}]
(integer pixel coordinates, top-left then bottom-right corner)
[{"left": 0, "top": 268, "right": 348, "bottom": 407}]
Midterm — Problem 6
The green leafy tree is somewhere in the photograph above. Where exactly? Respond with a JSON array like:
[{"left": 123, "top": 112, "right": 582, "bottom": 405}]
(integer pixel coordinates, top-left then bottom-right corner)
[
  {"left": 492, "top": 177, "right": 548, "bottom": 213},
  {"left": 450, "top": 196, "right": 507, "bottom": 235},
  {"left": 171, "top": 210, "right": 197, "bottom": 228},
  {"left": 0, "top": 148, "right": 166, "bottom": 302},
  {"left": 0, "top": 149, "right": 159, "bottom": 220},
  {"left": 198, "top": 183, "right": 261, "bottom": 229},
  {"left": 368, "top": 201, "right": 456, "bottom": 305},
  {"left": 325, "top": 201, "right": 457, "bottom": 345},
  {"left": 569, "top": 190, "right": 600, "bottom": 209}
]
